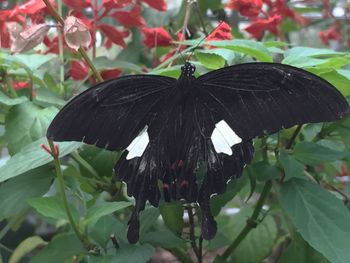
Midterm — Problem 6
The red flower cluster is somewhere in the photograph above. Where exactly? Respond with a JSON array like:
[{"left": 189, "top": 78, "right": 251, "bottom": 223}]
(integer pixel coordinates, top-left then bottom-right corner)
[
  {"left": 226, "top": 0, "right": 308, "bottom": 39},
  {"left": 320, "top": 22, "right": 342, "bottom": 46},
  {"left": 206, "top": 22, "right": 233, "bottom": 41},
  {"left": 226, "top": 0, "right": 263, "bottom": 17}
]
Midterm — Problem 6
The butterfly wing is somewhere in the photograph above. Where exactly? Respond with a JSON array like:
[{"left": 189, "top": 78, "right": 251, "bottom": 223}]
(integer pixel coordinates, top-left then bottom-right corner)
[
  {"left": 47, "top": 75, "right": 176, "bottom": 150},
  {"left": 198, "top": 62, "right": 350, "bottom": 139}
]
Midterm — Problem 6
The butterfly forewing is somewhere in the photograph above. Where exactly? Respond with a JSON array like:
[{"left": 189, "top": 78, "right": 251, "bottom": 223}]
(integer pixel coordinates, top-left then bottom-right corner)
[
  {"left": 47, "top": 75, "right": 176, "bottom": 150},
  {"left": 198, "top": 63, "right": 350, "bottom": 138}
]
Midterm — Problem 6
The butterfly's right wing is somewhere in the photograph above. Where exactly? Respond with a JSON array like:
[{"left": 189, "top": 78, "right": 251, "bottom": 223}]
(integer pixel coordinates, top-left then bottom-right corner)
[
  {"left": 198, "top": 63, "right": 350, "bottom": 139},
  {"left": 47, "top": 75, "right": 176, "bottom": 151}
]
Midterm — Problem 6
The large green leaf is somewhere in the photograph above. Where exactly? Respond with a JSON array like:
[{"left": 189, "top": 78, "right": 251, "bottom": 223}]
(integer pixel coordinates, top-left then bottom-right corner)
[
  {"left": 93, "top": 57, "right": 143, "bottom": 73},
  {"left": 84, "top": 202, "right": 132, "bottom": 225},
  {"left": 219, "top": 207, "right": 277, "bottom": 263},
  {"left": 0, "top": 92, "right": 28, "bottom": 106},
  {"left": 159, "top": 202, "right": 184, "bottom": 236},
  {"left": 207, "top": 39, "right": 273, "bottom": 62},
  {"left": 30, "top": 234, "right": 84, "bottom": 263},
  {"left": 7, "top": 54, "right": 56, "bottom": 72},
  {"left": 28, "top": 196, "right": 80, "bottom": 222},
  {"left": 0, "top": 166, "right": 53, "bottom": 220},
  {"left": 279, "top": 151, "right": 305, "bottom": 181},
  {"left": 293, "top": 142, "right": 350, "bottom": 165},
  {"left": 5, "top": 101, "right": 58, "bottom": 154},
  {"left": 281, "top": 179, "right": 350, "bottom": 263},
  {"left": 0, "top": 137, "right": 82, "bottom": 182},
  {"left": 90, "top": 215, "right": 127, "bottom": 248},
  {"left": 278, "top": 235, "right": 330, "bottom": 263},
  {"left": 195, "top": 50, "right": 226, "bottom": 69}
]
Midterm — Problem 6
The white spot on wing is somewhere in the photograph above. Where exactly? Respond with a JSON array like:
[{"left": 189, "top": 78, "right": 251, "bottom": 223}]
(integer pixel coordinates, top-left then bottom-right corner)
[
  {"left": 126, "top": 126, "right": 149, "bottom": 160},
  {"left": 211, "top": 120, "right": 242, "bottom": 155}
]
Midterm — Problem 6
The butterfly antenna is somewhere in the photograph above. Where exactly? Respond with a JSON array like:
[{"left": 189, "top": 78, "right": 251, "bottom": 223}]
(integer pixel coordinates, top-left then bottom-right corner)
[{"left": 186, "top": 20, "right": 225, "bottom": 61}]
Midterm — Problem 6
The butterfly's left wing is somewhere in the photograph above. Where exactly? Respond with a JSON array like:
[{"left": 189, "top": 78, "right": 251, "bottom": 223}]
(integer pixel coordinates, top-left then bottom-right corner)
[
  {"left": 198, "top": 62, "right": 350, "bottom": 139},
  {"left": 47, "top": 75, "right": 176, "bottom": 150}
]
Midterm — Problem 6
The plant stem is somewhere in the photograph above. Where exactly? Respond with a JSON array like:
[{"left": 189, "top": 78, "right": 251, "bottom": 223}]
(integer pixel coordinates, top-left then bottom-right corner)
[
  {"left": 78, "top": 47, "right": 103, "bottom": 83},
  {"left": 222, "top": 180, "right": 272, "bottom": 260},
  {"left": 47, "top": 139, "right": 91, "bottom": 249},
  {"left": 42, "top": 0, "right": 103, "bottom": 83},
  {"left": 286, "top": 125, "right": 302, "bottom": 149},
  {"left": 186, "top": 206, "right": 201, "bottom": 262},
  {"left": 57, "top": 0, "right": 65, "bottom": 92}
]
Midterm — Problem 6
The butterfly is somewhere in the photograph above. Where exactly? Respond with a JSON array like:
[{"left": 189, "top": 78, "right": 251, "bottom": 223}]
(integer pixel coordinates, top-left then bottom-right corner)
[{"left": 47, "top": 62, "right": 350, "bottom": 243}]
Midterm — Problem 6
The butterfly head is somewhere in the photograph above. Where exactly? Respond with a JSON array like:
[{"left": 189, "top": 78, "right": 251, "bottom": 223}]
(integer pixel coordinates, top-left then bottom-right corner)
[{"left": 181, "top": 62, "right": 196, "bottom": 77}]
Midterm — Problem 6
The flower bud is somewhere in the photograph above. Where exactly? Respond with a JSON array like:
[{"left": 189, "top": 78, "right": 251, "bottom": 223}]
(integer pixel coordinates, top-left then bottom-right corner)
[
  {"left": 64, "top": 16, "right": 91, "bottom": 51},
  {"left": 10, "top": 23, "right": 50, "bottom": 53}
]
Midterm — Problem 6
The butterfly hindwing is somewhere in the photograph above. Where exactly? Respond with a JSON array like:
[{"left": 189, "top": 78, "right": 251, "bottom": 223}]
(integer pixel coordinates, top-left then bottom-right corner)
[{"left": 47, "top": 75, "right": 176, "bottom": 150}]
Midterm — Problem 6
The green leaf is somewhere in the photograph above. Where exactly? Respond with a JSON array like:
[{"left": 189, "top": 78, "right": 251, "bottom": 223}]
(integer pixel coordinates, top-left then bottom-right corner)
[
  {"left": 279, "top": 151, "right": 305, "bottom": 181},
  {"left": 28, "top": 196, "right": 79, "bottom": 222},
  {"left": 159, "top": 202, "right": 184, "bottom": 236},
  {"left": 5, "top": 101, "right": 58, "bottom": 154},
  {"left": 93, "top": 57, "right": 143, "bottom": 73},
  {"left": 30, "top": 234, "right": 84, "bottom": 263},
  {"left": 6, "top": 53, "right": 56, "bottom": 72},
  {"left": 318, "top": 70, "right": 350, "bottom": 97},
  {"left": 84, "top": 202, "right": 132, "bottom": 225},
  {"left": 278, "top": 235, "right": 330, "bottom": 263},
  {"left": 210, "top": 174, "right": 247, "bottom": 217},
  {"left": 207, "top": 39, "right": 273, "bottom": 62},
  {"left": 293, "top": 142, "right": 350, "bottom": 165},
  {"left": 248, "top": 161, "right": 280, "bottom": 181},
  {"left": 90, "top": 215, "right": 127, "bottom": 248},
  {"left": 195, "top": 50, "right": 226, "bottom": 70},
  {"left": 281, "top": 179, "right": 350, "bottom": 263},
  {"left": 0, "top": 92, "right": 28, "bottom": 106},
  {"left": 220, "top": 207, "right": 277, "bottom": 263},
  {"left": 140, "top": 229, "right": 185, "bottom": 248},
  {"left": 34, "top": 88, "right": 66, "bottom": 107},
  {"left": 0, "top": 166, "right": 54, "bottom": 220},
  {"left": 0, "top": 137, "right": 82, "bottom": 182},
  {"left": 111, "top": 243, "right": 155, "bottom": 263},
  {"left": 9, "top": 236, "right": 47, "bottom": 263},
  {"left": 139, "top": 207, "right": 160, "bottom": 235},
  {"left": 78, "top": 146, "right": 117, "bottom": 178},
  {"left": 89, "top": 256, "right": 113, "bottom": 263}
]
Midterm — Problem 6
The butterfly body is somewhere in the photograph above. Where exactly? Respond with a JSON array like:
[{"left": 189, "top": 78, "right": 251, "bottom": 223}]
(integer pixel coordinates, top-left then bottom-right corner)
[{"left": 47, "top": 62, "right": 349, "bottom": 243}]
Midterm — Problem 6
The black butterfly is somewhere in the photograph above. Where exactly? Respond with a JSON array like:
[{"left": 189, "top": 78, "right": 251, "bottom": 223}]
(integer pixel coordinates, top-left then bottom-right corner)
[{"left": 47, "top": 62, "right": 350, "bottom": 243}]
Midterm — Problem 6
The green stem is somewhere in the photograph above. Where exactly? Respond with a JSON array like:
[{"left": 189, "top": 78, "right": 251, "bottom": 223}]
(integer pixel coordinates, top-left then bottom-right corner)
[
  {"left": 57, "top": 0, "right": 65, "bottom": 92},
  {"left": 47, "top": 139, "right": 90, "bottom": 249},
  {"left": 70, "top": 152, "right": 99, "bottom": 179},
  {"left": 286, "top": 125, "right": 302, "bottom": 149},
  {"left": 222, "top": 180, "right": 272, "bottom": 260},
  {"left": 78, "top": 47, "right": 104, "bottom": 83},
  {"left": 42, "top": 0, "right": 103, "bottom": 83}
]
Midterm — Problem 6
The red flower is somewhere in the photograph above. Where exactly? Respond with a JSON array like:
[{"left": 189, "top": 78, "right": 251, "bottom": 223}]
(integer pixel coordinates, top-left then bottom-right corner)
[
  {"left": 110, "top": 5, "right": 146, "bottom": 27},
  {"left": 269, "top": 0, "right": 309, "bottom": 26},
  {"left": 12, "top": 81, "right": 29, "bottom": 90},
  {"left": 142, "top": 27, "right": 172, "bottom": 48},
  {"left": 100, "top": 68, "right": 122, "bottom": 80},
  {"left": 15, "top": 0, "right": 56, "bottom": 15},
  {"left": 207, "top": 22, "right": 232, "bottom": 41},
  {"left": 103, "top": 0, "right": 132, "bottom": 10},
  {"left": 70, "top": 60, "right": 89, "bottom": 80},
  {"left": 320, "top": 23, "right": 342, "bottom": 45},
  {"left": 98, "top": 23, "right": 129, "bottom": 48},
  {"left": 226, "top": 0, "right": 263, "bottom": 17},
  {"left": 63, "top": 0, "right": 91, "bottom": 10},
  {"left": 141, "top": 0, "right": 167, "bottom": 12},
  {"left": 245, "top": 15, "right": 282, "bottom": 38}
]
